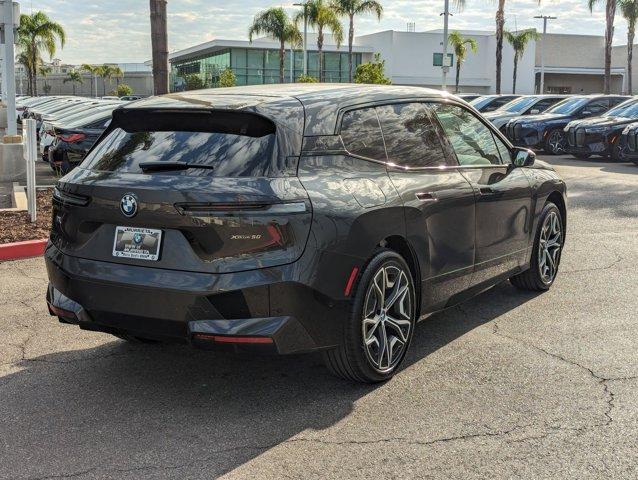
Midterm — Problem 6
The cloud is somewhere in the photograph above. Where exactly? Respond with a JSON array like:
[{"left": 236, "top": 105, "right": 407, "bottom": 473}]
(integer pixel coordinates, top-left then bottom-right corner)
[{"left": 27, "top": 0, "right": 633, "bottom": 65}]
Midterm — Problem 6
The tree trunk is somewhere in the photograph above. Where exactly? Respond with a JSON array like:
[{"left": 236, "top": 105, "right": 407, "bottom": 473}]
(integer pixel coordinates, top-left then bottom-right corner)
[
  {"left": 348, "top": 14, "right": 354, "bottom": 82},
  {"left": 455, "top": 59, "right": 461, "bottom": 93},
  {"left": 628, "top": 22, "right": 635, "bottom": 95},
  {"left": 150, "top": 0, "right": 169, "bottom": 95},
  {"left": 280, "top": 39, "right": 285, "bottom": 84},
  {"left": 512, "top": 56, "right": 518, "bottom": 94},
  {"left": 495, "top": 0, "right": 505, "bottom": 94},
  {"left": 603, "top": 0, "right": 616, "bottom": 94},
  {"left": 31, "top": 41, "right": 38, "bottom": 96},
  {"left": 318, "top": 29, "right": 324, "bottom": 82}
]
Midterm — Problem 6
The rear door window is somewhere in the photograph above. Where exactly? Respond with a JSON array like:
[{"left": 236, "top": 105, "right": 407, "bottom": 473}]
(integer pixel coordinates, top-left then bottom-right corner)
[
  {"left": 340, "top": 108, "right": 387, "bottom": 161},
  {"left": 376, "top": 103, "right": 447, "bottom": 168},
  {"left": 81, "top": 111, "right": 278, "bottom": 177}
]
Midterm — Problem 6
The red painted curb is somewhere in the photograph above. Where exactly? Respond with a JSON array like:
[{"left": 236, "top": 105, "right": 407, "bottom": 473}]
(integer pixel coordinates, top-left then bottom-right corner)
[{"left": 0, "top": 239, "right": 48, "bottom": 261}]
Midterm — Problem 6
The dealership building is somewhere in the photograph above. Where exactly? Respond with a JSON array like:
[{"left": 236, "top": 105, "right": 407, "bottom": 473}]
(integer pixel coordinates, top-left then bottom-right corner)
[{"left": 168, "top": 29, "right": 637, "bottom": 95}]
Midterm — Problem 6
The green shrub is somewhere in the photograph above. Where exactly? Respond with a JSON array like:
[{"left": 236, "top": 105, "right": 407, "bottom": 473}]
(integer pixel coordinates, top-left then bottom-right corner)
[
  {"left": 184, "top": 74, "right": 205, "bottom": 90},
  {"left": 219, "top": 68, "right": 236, "bottom": 88},
  {"left": 354, "top": 53, "right": 391, "bottom": 85},
  {"left": 110, "top": 83, "right": 133, "bottom": 97},
  {"left": 296, "top": 74, "right": 318, "bottom": 83}
]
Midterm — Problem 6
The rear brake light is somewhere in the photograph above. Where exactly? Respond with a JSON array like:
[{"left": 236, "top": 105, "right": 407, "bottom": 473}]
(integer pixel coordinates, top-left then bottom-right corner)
[{"left": 59, "top": 133, "right": 85, "bottom": 143}]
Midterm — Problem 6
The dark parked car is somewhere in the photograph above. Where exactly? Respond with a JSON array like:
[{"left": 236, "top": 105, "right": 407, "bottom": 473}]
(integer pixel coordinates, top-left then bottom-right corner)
[
  {"left": 505, "top": 95, "right": 630, "bottom": 154},
  {"left": 470, "top": 94, "right": 521, "bottom": 112},
  {"left": 48, "top": 111, "right": 113, "bottom": 173},
  {"left": 483, "top": 95, "right": 568, "bottom": 131},
  {"left": 45, "top": 85, "right": 567, "bottom": 383},
  {"left": 618, "top": 122, "right": 638, "bottom": 165},
  {"left": 564, "top": 98, "right": 638, "bottom": 159}
]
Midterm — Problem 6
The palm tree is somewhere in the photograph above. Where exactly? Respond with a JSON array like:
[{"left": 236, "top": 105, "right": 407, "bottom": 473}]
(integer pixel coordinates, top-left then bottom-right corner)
[
  {"left": 38, "top": 65, "right": 52, "bottom": 94},
  {"left": 620, "top": 0, "right": 638, "bottom": 94},
  {"left": 81, "top": 64, "right": 98, "bottom": 97},
  {"left": 248, "top": 7, "right": 302, "bottom": 83},
  {"left": 504, "top": 29, "right": 540, "bottom": 94},
  {"left": 589, "top": 0, "right": 618, "bottom": 94},
  {"left": 95, "top": 65, "right": 122, "bottom": 96},
  {"left": 332, "top": 0, "right": 383, "bottom": 82},
  {"left": 64, "top": 70, "right": 83, "bottom": 95},
  {"left": 494, "top": 0, "right": 506, "bottom": 93},
  {"left": 448, "top": 31, "right": 478, "bottom": 93},
  {"left": 296, "top": 0, "right": 343, "bottom": 82},
  {"left": 149, "top": 0, "right": 169, "bottom": 94},
  {"left": 112, "top": 66, "right": 124, "bottom": 87},
  {"left": 17, "top": 11, "right": 65, "bottom": 96}
]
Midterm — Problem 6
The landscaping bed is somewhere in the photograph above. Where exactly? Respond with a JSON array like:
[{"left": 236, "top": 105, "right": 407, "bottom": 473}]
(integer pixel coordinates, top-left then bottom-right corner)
[{"left": 0, "top": 188, "right": 53, "bottom": 244}]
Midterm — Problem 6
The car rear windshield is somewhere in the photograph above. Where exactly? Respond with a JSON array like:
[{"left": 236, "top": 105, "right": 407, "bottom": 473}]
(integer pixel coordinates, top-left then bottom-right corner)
[{"left": 80, "top": 110, "right": 278, "bottom": 177}]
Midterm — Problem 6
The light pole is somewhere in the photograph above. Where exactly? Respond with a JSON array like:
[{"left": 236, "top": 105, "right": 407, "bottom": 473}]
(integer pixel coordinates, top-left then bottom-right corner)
[
  {"left": 2, "top": 0, "right": 18, "bottom": 135},
  {"left": 294, "top": 2, "right": 308, "bottom": 76},
  {"left": 534, "top": 15, "right": 556, "bottom": 94},
  {"left": 441, "top": 0, "right": 451, "bottom": 91}
]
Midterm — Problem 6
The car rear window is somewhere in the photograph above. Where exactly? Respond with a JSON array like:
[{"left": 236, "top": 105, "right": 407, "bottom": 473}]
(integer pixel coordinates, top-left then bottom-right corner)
[{"left": 80, "top": 111, "right": 279, "bottom": 177}]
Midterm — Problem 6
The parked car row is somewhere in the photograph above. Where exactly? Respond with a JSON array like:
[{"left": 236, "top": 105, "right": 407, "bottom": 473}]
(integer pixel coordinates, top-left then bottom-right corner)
[
  {"left": 14, "top": 95, "right": 136, "bottom": 173},
  {"left": 466, "top": 93, "right": 638, "bottom": 164}
]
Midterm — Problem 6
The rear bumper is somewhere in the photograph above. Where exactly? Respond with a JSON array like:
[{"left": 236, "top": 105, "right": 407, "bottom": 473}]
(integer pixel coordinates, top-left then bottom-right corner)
[{"left": 45, "top": 242, "right": 351, "bottom": 354}]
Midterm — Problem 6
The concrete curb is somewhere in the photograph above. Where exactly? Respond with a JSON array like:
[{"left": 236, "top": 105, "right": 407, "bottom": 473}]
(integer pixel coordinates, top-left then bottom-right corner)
[{"left": 0, "top": 239, "right": 47, "bottom": 261}]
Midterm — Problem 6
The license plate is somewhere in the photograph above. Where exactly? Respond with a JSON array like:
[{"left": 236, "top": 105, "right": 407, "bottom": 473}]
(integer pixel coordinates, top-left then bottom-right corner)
[
  {"left": 590, "top": 142, "right": 605, "bottom": 152},
  {"left": 112, "top": 226, "right": 162, "bottom": 261}
]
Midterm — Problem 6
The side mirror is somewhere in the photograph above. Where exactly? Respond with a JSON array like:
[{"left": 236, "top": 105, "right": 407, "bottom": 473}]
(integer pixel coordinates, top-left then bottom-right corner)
[
  {"left": 513, "top": 148, "right": 536, "bottom": 167},
  {"left": 529, "top": 109, "right": 540, "bottom": 115},
  {"left": 581, "top": 110, "right": 592, "bottom": 117}
]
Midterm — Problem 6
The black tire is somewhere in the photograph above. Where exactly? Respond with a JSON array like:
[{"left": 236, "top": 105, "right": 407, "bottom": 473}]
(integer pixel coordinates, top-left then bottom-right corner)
[
  {"left": 323, "top": 250, "right": 417, "bottom": 383},
  {"left": 510, "top": 202, "right": 564, "bottom": 291},
  {"left": 573, "top": 152, "right": 591, "bottom": 159},
  {"left": 545, "top": 129, "right": 566, "bottom": 155},
  {"left": 112, "top": 333, "right": 160, "bottom": 344}
]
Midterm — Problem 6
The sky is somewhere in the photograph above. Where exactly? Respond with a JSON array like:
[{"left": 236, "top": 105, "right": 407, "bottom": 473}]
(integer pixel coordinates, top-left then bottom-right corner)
[{"left": 26, "top": 0, "right": 628, "bottom": 65}]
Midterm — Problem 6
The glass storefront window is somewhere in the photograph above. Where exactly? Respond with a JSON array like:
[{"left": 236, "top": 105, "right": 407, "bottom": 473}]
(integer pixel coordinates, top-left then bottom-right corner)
[{"left": 171, "top": 47, "right": 363, "bottom": 91}]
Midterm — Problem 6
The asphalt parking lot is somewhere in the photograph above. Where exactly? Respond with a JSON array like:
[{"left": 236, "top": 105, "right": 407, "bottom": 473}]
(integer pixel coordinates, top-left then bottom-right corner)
[{"left": 1, "top": 155, "right": 637, "bottom": 479}]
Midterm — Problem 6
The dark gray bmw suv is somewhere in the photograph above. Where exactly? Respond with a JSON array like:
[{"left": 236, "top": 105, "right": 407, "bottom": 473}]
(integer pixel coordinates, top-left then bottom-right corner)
[{"left": 46, "top": 85, "right": 567, "bottom": 383}]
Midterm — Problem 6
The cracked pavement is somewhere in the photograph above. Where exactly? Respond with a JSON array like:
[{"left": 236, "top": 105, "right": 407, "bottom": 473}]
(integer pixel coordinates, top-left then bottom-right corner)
[{"left": 1, "top": 155, "right": 637, "bottom": 479}]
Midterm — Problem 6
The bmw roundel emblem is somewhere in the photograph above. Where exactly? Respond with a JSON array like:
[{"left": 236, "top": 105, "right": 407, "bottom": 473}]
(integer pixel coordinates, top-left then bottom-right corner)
[
  {"left": 133, "top": 233, "right": 143, "bottom": 244},
  {"left": 120, "top": 193, "right": 138, "bottom": 218}
]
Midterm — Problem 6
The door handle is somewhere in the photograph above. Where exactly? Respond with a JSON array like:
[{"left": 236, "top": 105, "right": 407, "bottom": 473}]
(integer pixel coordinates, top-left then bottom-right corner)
[
  {"left": 415, "top": 192, "right": 438, "bottom": 202},
  {"left": 479, "top": 187, "right": 496, "bottom": 196}
]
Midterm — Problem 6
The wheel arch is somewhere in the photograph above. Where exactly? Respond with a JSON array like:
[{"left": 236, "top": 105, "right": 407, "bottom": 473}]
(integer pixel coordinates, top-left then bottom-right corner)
[
  {"left": 546, "top": 190, "right": 567, "bottom": 237},
  {"left": 379, "top": 235, "right": 422, "bottom": 319}
]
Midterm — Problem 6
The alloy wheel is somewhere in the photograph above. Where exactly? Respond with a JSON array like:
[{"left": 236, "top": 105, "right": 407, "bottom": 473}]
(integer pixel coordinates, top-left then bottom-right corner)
[
  {"left": 538, "top": 211, "right": 562, "bottom": 284},
  {"left": 362, "top": 265, "right": 413, "bottom": 373},
  {"left": 548, "top": 131, "right": 566, "bottom": 154}
]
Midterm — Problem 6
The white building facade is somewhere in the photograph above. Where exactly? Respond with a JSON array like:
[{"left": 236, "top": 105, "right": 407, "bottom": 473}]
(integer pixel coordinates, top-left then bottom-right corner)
[{"left": 164, "top": 29, "right": 638, "bottom": 95}]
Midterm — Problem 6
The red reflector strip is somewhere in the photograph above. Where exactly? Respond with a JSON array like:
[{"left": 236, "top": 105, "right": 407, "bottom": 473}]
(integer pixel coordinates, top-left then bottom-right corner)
[
  {"left": 193, "top": 334, "right": 273, "bottom": 344},
  {"left": 344, "top": 267, "right": 359, "bottom": 297},
  {"left": 47, "top": 302, "right": 77, "bottom": 319}
]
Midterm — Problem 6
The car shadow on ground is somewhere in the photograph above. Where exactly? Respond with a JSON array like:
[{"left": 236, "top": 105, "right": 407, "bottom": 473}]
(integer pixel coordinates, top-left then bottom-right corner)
[
  {"left": 547, "top": 155, "right": 638, "bottom": 175},
  {"left": 1, "top": 282, "right": 541, "bottom": 478}
]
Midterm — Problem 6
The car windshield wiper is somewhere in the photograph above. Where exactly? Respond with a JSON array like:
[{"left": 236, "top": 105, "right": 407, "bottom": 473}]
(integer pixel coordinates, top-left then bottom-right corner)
[{"left": 139, "top": 161, "right": 215, "bottom": 171}]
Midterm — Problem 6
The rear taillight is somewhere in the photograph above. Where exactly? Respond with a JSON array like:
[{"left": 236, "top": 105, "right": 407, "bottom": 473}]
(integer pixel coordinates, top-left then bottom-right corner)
[{"left": 59, "top": 133, "right": 86, "bottom": 143}]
